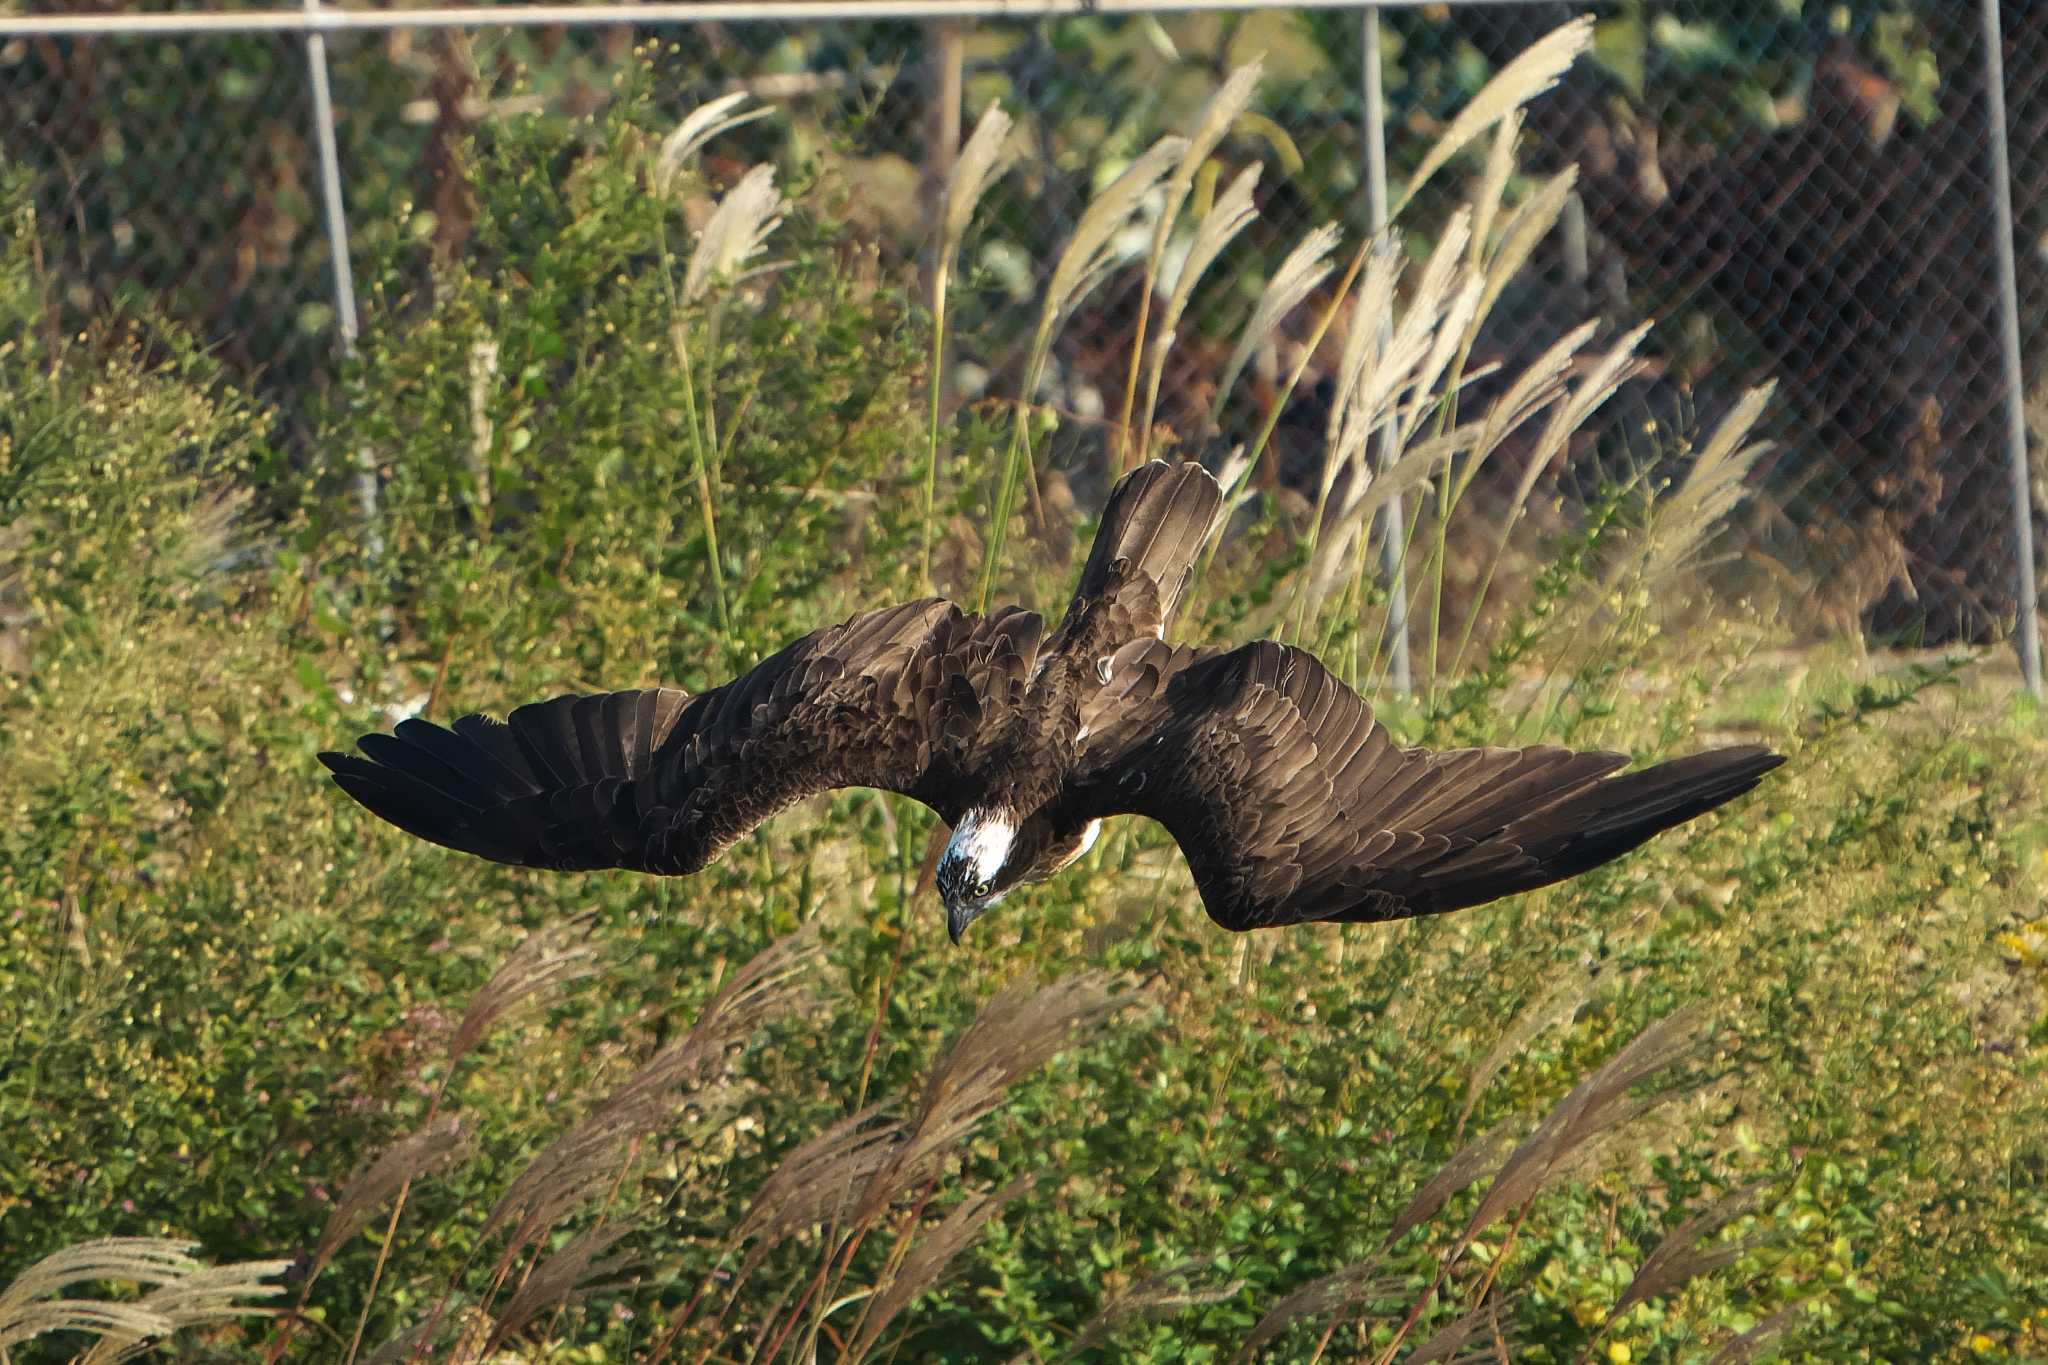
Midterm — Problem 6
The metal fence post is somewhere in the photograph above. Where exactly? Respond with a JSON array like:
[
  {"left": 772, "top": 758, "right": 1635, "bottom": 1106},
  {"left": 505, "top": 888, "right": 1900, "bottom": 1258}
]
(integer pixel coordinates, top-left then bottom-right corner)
[
  {"left": 1981, "top": 0, "right": 2041, "bottom": 696},
  {"left": 1362, "top": 4, "right": 1413, "bottom": 695},
  {"left": 302, "top": 0, "right": 381, "bottom": 556}
]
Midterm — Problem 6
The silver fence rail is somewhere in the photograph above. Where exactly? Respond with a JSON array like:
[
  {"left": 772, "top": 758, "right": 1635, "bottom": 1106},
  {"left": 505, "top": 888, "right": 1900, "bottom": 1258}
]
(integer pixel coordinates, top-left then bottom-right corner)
[{"left": 3, "top": 0, "right": 2041, "bottom": 682}]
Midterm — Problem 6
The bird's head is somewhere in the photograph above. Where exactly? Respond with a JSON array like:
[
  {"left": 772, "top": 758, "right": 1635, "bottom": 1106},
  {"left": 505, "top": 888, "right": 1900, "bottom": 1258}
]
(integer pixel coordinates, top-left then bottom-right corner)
[{"left": 936, "top": 808, "right": 1020, "bottom": 945}]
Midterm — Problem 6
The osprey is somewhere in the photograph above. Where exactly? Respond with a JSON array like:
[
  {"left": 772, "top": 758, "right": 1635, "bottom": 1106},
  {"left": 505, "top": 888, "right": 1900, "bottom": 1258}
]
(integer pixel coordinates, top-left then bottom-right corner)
[{"left": 322, "top": 460, "right": 1781, "bottom": 943}]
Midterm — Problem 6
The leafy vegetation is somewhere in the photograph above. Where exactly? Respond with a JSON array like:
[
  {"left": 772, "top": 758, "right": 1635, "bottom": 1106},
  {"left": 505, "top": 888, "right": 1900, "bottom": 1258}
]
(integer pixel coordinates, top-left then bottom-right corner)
[{"left": 4, "top": 33, "right": 2048, "bottom": 1363}]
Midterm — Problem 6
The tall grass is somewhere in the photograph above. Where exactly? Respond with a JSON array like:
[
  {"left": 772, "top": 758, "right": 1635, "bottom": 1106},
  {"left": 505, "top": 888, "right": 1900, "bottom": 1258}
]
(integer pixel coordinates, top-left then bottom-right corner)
[
  {"left": 975, "top": 135, "right": 1185, "bottom": 609},
  {"left": 0, "top": 1240, "right": 288, "bottom": 1362},
  {"left": 925, "top": 105, "right": 1016, "bottom": 591}
]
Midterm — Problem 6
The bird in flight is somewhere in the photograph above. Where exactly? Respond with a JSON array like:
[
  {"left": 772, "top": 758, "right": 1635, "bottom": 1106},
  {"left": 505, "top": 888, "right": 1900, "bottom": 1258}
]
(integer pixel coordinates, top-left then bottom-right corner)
[{"left": 322, "top": 460, "right": 1781, "bottom": 944}]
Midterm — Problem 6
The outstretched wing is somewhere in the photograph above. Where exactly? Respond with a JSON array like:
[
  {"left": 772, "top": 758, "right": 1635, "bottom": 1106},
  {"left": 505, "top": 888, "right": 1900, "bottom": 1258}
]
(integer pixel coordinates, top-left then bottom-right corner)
[
  {"left": 320, "top": 599, "right": 1041, "bottom": 874},
  {"left": 1065, "top": 639, "right": 1781, "bottom": 931}
]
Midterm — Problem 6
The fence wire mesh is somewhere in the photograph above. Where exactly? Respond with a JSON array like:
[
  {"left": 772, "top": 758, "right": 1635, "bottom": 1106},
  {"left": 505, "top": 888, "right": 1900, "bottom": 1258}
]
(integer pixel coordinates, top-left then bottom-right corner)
[{"left": 2, "top": 1, "right": 2040, "bottom": 650}]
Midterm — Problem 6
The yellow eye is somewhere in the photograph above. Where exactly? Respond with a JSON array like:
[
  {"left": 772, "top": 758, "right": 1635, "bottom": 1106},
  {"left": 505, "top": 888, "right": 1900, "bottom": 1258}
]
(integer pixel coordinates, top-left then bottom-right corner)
[{"left": 973, "top": 879, "right": 993, "bottom": 898}]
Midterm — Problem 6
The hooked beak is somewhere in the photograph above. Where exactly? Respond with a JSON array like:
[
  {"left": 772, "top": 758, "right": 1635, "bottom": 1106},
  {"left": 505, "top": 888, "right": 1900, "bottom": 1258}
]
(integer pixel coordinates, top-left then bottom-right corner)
[{"left": 945, "top": 895, "right": 984, "bottom": 947}]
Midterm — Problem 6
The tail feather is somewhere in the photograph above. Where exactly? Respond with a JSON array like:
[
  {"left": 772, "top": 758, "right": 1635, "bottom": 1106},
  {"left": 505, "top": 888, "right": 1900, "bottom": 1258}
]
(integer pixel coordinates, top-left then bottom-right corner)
[{"left": 1069, "top": 459, "right": 1223, "bottom": 639}]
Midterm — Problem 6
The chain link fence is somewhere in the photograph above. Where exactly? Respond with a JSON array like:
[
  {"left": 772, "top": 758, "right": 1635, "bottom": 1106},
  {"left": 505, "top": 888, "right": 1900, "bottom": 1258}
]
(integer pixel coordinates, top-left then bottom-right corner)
[{"left": 4, "top": 1, "right": 2041, "bottom": 658}]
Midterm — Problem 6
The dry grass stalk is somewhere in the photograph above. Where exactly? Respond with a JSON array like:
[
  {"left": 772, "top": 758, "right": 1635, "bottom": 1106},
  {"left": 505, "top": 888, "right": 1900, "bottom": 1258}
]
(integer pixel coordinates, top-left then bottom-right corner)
[
  {"left": 2, "top": 1303, "right": 170, "bottom": 1358},
  {"left": 2, "top": 1241, "right": 197, "bottom": 1349},
  {"left": 1405, "top": 1297, "right": 1518, "bottom": 1365},
  {"left": 733, "top": 1108, "right": 907, "bottom": 1275},
  {"left": 1320, "top": 214, "right": 1468, "bottom": 516},
  {"left": 1704, "top": 1301, "right": 1808, "bottom": 1364},
  {"left": 1608, "top": 1177, "right": 1775, "bottom": 1319},
  {"left": 1457, "top": 318, "right": 1597, "bottom": 506},
  {"left": 940, "top": 105, "right": 1016, "bottom": 262},
  {"left": 1383, "top": 206, "right": 1475, "bottom": 392},
  {"left": 1465, "top": 319, "right": 1649, "bottom": 592},
  {"left": 448, "top": 911, "right": 601, "bottom": 1065},
  {"left": 1036, "top": 1256, "right": 1246, "bottom": 1363},
  {"left": 1472, "top": 166, "right": 1578, "bottom": 329},
  {"left": 1395, "top": 208, "right": 1475, "bottom": 375},
  {"left": 1634, "top": 383, "right": 1777, "bottom": 588},
  {"left": 594, "top": 922, "right": 823, "bottom": 1118},
  {"left": 371, "top": 1306, "right": 488, "bottom": 1365},
  {"left": 1442, "top": 320, "right": 1643, "bottom": 675},
  {"left": 1296, "top": 253, "right": 1461, "bottom": 612},
  {"left": 925, "top": 104, "right": 1017, "bottom": 589},
  {"left": 1548, "top": 1091, "right": 1682, "bottom": 1190},
  {"left": 300, "top": 919, "right": 600, "bottom": 1365},
  {"left": 0, "top": 1239, "right": 287, "bottom": 1359},
  {"left": 1399, "top": 16, "right": 1594, "bottom": 215},
  {"left": 484, "top": 1220, "right": 640, "bottom": 1352},
  {"left": 1202, "top": 443, "right": 1265, "bottom": 543},
  {"left": 1213, "top": 221, "right": 1342, "bottom": 428},
  {"left": 924, "top": 103, "right": 1014, "bottom": 588},
  {"left": 1237, "top": 76, "right": 1594, "bottom": 642},
  {"left": 485, "top": 928, "right": 822, "bottom": 1257},
  {"left": 1523, "top": 323, "right": 1652, "bottom": 487},
  {"left": 1468, "top": 113, "right": 1524, "bottom": 268},
  {"left": 360, "top": 1318, "right": 441, "bottom": 1365},
  {"left": 1229, "top": 1264, "right": 1408, "bottom": 1364},
  {"left": 76, "top": 1259, "right": 297, "bottom": 1365},
  {"left": 1371, "top": 1015, "right": 1708, "bottom": 1365},
  {"left": 1334, "top": 428, "right": 1458, "bottom": 537},
  {"left": 1307, "top": 353, "right": 1483, "bottom": 612},
  {"left": 1462, "top": 1007, "right": 1710, "bottom": 1240},
  {"left": 842, "top": 1176, "right": 1033, "bottom": 1359},
  {"left": 683, "top": 165, "right": 786, "bottom": 304},
  {"left": 728, "top": 973, "right": 1123, "bottom": 1299},
  {"left": 1318, "top": 429, "right": 1482, "bottom": 585},
  {"left": 163, "top": 487, "right": 254, "bottom": 587},
  {"left": 855, "top": 973, "right": 1126, "bottom": 1225},
  {"left": 1026, "top": 136, "right": 1188, "bottom": 402},
  {"left": 1276, "top": 146, "right": 1591, "bottom": 646},
  {"left": 485, "top": 1116, "right": 650, "bottom": 1270},
  {"left": 1458, "top": 976, "right": 1594, "bottom": 1133},
  {"left": 1123, "top": 58, "right": 1263, "bottom": 457},
  {"left": 307, "top": 916, "right": 606, "bottom": 1365},
  {"left": 0, "top": 1240, "right": 200, "bottom": 1315},
  {"left": 1325, "top": 235, "right": 1405, "bottom": 453},
  {"left": 1141, "top": 164, "right": 1262, "bottom": 443},
  {"left": 1400, "top": 275, "right": 1487, "bottom": 441},
  {"left": 653, "top": 91, "right": 769, "bottom": 197},
  {"left": 1163, "top": 165, "right": 1263, "bottom": 327},
  {"left": 312, "top": 1117, "right": 475, "bottom": 1274},
  {"left": 1382, "top": 1118, "right": 1519, "bottom": 1251},
  {"left": 451, "top": 933, "right": 819, "bottom": 1364},
  {"left": 1168, "top": 59, "right": 1264, "bottom": 219}
]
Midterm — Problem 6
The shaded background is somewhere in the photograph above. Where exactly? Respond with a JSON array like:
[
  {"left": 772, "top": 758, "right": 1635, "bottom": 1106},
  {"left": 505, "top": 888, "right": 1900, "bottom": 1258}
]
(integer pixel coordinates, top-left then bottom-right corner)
[{"left": 5, "top": 0, "right": 2044, "bottom": 647}]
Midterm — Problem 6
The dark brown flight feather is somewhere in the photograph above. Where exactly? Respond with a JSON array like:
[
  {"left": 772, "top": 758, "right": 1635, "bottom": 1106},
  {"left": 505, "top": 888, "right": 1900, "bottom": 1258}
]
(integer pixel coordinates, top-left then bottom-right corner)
[
  {"left": 323, "top": 601, "right": 1042, "bottom": 874},
  {"left": 1059, "top": 638, "right": 1781, "bottom": 930},
  {"left": 322, "top": 458, "right": 1781, "bottom": 938}
]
